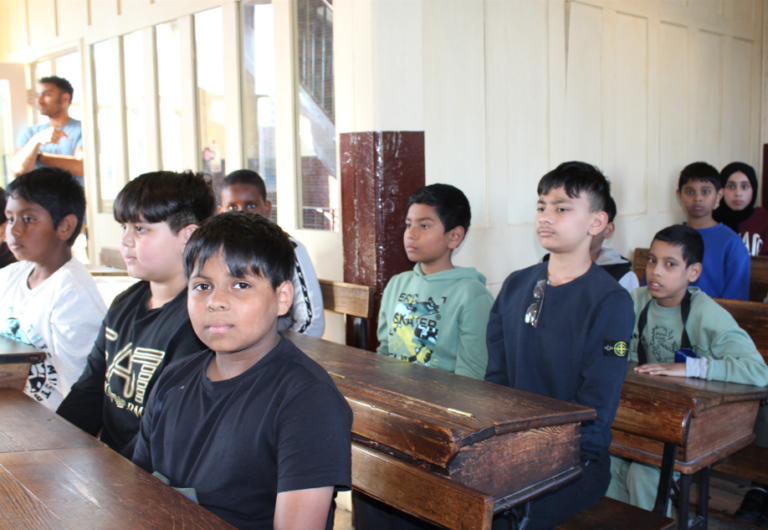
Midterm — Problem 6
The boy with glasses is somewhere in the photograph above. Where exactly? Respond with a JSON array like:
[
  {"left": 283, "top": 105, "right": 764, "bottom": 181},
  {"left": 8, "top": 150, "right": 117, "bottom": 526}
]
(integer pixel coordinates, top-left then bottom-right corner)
[{"left": 486, "top": 161, "right": 635, "bottom": 529}]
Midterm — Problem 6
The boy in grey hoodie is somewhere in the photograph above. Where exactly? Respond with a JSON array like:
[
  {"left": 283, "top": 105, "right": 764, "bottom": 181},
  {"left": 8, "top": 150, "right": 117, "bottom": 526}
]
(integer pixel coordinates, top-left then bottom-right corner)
[{"left": 376, "top": 184, "right": 494, "bottom": 380}]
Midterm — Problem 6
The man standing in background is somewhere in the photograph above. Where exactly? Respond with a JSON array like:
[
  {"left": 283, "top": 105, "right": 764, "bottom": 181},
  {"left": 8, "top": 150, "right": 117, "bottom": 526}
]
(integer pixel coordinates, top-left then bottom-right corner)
[{"left": 11, "top": 76, "right": 84, "bottom": 180}]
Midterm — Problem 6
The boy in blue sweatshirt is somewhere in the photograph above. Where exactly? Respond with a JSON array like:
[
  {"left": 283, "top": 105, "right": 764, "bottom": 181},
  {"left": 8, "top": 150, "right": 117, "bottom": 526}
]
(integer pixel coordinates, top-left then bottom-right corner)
[
  {"left": 677, "top": 162, "right": 750, "bottom": 300},
  {"left": 486, "top": 161, "right": 635, "bottom": 529}
]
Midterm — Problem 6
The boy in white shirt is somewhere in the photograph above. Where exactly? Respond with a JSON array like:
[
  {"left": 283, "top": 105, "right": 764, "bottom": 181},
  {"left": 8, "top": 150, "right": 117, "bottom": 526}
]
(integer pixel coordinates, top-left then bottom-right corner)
[{"left": 0, "top": 167, "right": 106, "bottom": 410}]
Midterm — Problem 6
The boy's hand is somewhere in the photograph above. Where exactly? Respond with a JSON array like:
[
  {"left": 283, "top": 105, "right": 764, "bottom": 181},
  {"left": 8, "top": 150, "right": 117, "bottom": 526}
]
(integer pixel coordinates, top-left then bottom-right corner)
[{"left": 634, "top": 362, "right": 687, "bottom": 378}]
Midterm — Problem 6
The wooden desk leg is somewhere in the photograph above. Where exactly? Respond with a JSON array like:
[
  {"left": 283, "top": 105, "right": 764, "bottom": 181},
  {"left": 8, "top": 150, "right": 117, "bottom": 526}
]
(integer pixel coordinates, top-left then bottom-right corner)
[
  {"left": 694, "top": 466, "right": 710, "bottom": 530},
  {"left": 678, "top": 473, "right": 692, "bottom": 530},
  {"left": 653, "top": 443, "right": 677, "bottom": 515}
]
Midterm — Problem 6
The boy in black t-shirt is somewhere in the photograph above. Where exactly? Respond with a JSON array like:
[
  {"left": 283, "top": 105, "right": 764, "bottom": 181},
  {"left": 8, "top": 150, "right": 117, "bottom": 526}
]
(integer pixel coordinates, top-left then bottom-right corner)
[
  {"left": 486, "top": 161, "right": 635, "bottom": 529},
  {"left": 57, "top": 171, "right": 215, "bottom": 456},
  {"left": 133, "top": 212, "right": 352, "bottom": 530}
]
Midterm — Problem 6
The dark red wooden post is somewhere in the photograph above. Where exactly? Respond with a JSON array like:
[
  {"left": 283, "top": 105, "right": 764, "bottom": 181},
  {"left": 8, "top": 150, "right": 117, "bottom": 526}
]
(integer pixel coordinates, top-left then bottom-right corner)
[{"left": 340, "top": 131, "right": 425, "bottom": 350}]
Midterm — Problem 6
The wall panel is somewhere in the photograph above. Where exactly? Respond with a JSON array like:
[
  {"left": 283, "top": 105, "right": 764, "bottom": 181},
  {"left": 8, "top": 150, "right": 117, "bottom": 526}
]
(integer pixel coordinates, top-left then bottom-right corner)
[
  {"left": 28, "top": 0, "right": 57, "bottom": 42},
  {"left": 565, "top": 1, "right": 603, "bottom": 166},
  {"left": 658, "top": 22, "right": 688, "bottom": 212},
  {"left": 7, "top": 0, "right": 28, "bottom": 52},
  {"left": 694, "top": 30, "right": 723, "bottom": 165},
  {"left": 726, "top": 37, "right": 753, "bottom": 164},
  {"left": 56, "top": 0, "right": 89, "bottom": 39},
  {"left": 483, "top": 0, "right": 548, "bottom": 227},
  {"left": 613, "top": 12, "right": 648, "bottom": 215},
  {"left": 423, "top": 0, "right": 487, "bottom": 226}
]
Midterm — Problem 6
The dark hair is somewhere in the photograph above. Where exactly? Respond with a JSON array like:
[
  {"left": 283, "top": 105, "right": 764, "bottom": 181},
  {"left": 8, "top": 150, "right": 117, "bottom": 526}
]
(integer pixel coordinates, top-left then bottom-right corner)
[
  {"left": 606, "top": 196, "right": 617, "bottom": 223},
  {"left": 222, "top": 170, "right": 268, "bottom": 202},
  {"left": 38, "top": 76, "right": 74, "bottom": 103},
  {"left": 0, "top": 186, "right": 6, "bottom": 225},
  {"left": 407, "top": 184, "right": 471, "bottom": 233},
  {"left": 537, "top": 161, "right": 611, "bottom": 213},
  {"left": 652, "top": 224, "right": 704, "bottom": 267},
  {"left": 678, "top": 162, "right": 720, "bottom": 191},
  {"left": 7, "top": 167, "right": 85, "bottom": 246},
  {"left": 183, "top": 211, "right": 294, "bottom": 289},
  {"left": 114, "top": 171, "right": 216, "bottom": 234}
]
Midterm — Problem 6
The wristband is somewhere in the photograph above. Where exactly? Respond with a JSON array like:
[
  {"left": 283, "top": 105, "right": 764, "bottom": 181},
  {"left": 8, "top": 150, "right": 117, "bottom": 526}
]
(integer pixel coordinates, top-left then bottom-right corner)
[{"left": 36, "top": 151, "right": 42, "bottom": 162}]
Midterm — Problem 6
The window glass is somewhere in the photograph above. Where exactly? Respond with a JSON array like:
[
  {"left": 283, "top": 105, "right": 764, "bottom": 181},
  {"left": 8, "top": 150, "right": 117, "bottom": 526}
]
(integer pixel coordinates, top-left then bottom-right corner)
[
  {"left": 54, "top": 52, "right": 83, "bottom": 122},
  {"left": 156, "top": 21, "right": 183, "bottom": 172},
  {"left": 296, "top": 0, "right": 337, "bottom": 231},
  {"left": 123, "top": 30, "right": 147, "bottom": 179},
  {"left": 195, "top": 8, "right": 226, "bottom": 190},
  {"left": 93, "top": 40, "right": 119, "bottom": 204},
  {"left": 242, "top": 0, "right": 277, "bottom": 222}
]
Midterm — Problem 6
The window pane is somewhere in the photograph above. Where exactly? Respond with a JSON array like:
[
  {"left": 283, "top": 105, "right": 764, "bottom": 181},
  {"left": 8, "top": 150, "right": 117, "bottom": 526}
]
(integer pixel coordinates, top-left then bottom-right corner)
[
  {"left": 93, "top": 40, "right": 119, "bottom": 203},
  {"left": 195, "top": 8, "right": 226, "bottom": 189},
  {"left": 124, "top": 30, "right": 147, "bottom": 179},
  {"left": 156, "top": 21, "right": 183, "bottom": 172},
  {"left": 296, "top": 0, "right": 337, "bottom": 231},
  {"left": 54, "top": 52, "right": 83, "bottom": 122},
  {"left": 242, "top": 1, "right": 277, "bottom": 222}
]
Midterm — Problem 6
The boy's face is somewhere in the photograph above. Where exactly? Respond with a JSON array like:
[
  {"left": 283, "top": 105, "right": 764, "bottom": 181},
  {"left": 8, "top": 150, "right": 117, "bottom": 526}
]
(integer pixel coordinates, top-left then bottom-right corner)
[
  {"left": 723, "top": 171, "right": 753, "bottom": 212},
  {"left": 676, "top": 179, "right": 723, "bottom": 220},
  {"left": 188, "top": 251, "right": 293, "bottom": 355},
  {"left": 219, "top": 184, "right": 272, "bottom": 218},
  {"left": 403, "top": 203, "right": 463, "bottom": 270},
  {"left": 120, "top": 217, "right": 194, "bottom": 282},
  {"left": 536, "top": 187, "right": 607, "bottom": 254},
  {"left": 5, "top": 195, "right": 74, "bottom": 263},
  {"left": 646, "top": 239, "right": 701, "bottom": 307}
]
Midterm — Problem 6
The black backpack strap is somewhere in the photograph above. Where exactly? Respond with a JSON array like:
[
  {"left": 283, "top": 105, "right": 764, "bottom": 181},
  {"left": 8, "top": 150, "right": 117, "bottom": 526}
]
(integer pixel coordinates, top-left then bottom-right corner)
[{"left": 636, "top": 289, "right": 693, "bottom": 365}]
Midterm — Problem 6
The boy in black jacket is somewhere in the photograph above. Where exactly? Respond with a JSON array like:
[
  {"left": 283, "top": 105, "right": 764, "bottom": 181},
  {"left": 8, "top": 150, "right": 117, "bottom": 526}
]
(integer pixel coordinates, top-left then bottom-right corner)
[
  {"left": 57, "top": 171, "right": 215, "bottom": 457},
  {"left": 486, "top": 161, "right": 635, "bottom": 529}
]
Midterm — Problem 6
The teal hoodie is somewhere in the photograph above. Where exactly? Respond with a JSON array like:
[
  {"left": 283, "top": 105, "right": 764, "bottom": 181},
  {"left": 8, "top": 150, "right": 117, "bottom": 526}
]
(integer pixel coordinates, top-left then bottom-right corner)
[
  {"left": 630, "top": 286, "right": 768, "bottom": 386},
  {"left": 377, "top": 264, "right": 494, "bottom": 380}
]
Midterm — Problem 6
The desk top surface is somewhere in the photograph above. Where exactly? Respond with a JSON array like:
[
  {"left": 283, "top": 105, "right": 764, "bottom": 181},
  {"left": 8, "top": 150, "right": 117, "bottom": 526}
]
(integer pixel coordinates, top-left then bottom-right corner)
[
  {"left": 0, "top": 336, "right": 43, "bottom": 363},
  {"left": 622, "top": 362, "right": 768, "bottom": 414},
  {"left": 0, "top": 389, "right": 234, "bottom": 529},
  {"left": 288, "top": 332, "right": 595, "bottom": 442}
]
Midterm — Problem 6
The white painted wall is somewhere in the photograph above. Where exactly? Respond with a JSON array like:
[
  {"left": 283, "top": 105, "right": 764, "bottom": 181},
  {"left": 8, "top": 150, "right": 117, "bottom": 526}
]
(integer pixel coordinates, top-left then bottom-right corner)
[{"left": 336, "top": 0, "right": 765, "bottom": 296}]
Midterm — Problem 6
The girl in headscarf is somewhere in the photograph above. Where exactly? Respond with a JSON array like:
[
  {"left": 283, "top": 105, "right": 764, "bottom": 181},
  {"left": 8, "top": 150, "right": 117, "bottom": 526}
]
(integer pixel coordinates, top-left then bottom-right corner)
[{"left": 714, "top": 162, "right": 768, "bottom": 256}]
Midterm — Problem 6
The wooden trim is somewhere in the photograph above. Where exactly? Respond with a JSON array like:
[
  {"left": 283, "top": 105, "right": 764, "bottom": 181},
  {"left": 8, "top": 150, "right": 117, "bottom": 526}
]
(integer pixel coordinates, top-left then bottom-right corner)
[
  {"left": 319, "top": 279, "right": 375, "bottom": 319},
  {"left": 351, "top": 442, "right": 494, "bottom": 530}
]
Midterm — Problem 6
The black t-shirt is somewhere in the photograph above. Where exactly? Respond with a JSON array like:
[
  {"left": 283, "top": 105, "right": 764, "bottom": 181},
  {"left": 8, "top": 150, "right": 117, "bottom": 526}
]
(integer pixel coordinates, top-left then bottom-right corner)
[
  {"left": 485, "top": 262, "right": 635, "bottom": 455},
  {"left": 132, "top": 337, "right": 352, "bottom": 530},
  {"left": 57, "top": 281, "right": 205, "bottom": 453}
]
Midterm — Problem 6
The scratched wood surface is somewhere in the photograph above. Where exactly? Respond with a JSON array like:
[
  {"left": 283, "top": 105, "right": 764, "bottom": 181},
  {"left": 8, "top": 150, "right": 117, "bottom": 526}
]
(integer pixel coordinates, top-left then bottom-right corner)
[
  {"left": 0, "top": 446, "right": 235, "bottom": 529},
  {"left": 0, "top": 389, "right": 102, "bottom": 453},
  {"left": 288, "top": 332, "right": 593, "bottom": 525},
  {"left": 612, "top": 363, "right": 768, "bottom": 473}
]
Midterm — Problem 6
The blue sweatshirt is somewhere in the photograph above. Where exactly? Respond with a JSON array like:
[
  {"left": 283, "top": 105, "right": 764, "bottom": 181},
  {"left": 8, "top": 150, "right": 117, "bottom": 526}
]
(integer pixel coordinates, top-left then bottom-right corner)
[
  {"left": 486, "top": 262, "right": 635, "bottom": 455},
  {"left": 690, "top": 223, "right": 750, "bottom": 301}
]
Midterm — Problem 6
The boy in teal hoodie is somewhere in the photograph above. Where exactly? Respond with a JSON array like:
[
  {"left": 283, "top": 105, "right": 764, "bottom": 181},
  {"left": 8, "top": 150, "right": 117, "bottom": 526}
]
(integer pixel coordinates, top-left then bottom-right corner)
[
  {"left": 376, "top": 184, "right": 494, "bottom": 380},
  {"left": 607, "top": 224, "right": 768, "bottom": 514},
  {"left": 355, "top": 184, "right": 494, "bottom": 530}
]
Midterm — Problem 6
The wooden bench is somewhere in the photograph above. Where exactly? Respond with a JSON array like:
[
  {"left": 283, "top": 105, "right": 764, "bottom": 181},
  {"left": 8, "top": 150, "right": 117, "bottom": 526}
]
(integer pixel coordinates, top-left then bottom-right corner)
[
  {"left": 556, "top": 497, "right": 675, "bottom": 530},
  {"left": 710, "top": 298, "right": 768, "bottom": 488},
  {"left": 634, "top": 248, "right": 768, "bottom": 302},
  {"left": 319, "top": 279, "right": 375, "bottom": 350}
]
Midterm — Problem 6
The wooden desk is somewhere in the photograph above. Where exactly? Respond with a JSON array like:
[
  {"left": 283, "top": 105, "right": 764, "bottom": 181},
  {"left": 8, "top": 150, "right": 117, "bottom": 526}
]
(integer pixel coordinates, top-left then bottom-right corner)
[
  {"left": 0, "top": 336, "right": 44, "bottom": 390},
  {"left": 0, "top": 388, "right": 234, "bottom": 530},
  {"left": 288, "top": 332, "right": 596, "bottom": 530},
  {"left": 611, "top": 363, "right": 768, "bottom": 529},
  {"left": 86, "top": 264, "right": 129, "bottom": 277}
]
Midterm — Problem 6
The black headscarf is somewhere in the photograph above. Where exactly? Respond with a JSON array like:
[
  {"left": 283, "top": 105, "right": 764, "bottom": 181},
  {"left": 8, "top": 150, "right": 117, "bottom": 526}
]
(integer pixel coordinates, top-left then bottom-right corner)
[{"left": 714, "top": 162, "right": 758, "bottom": 233}]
